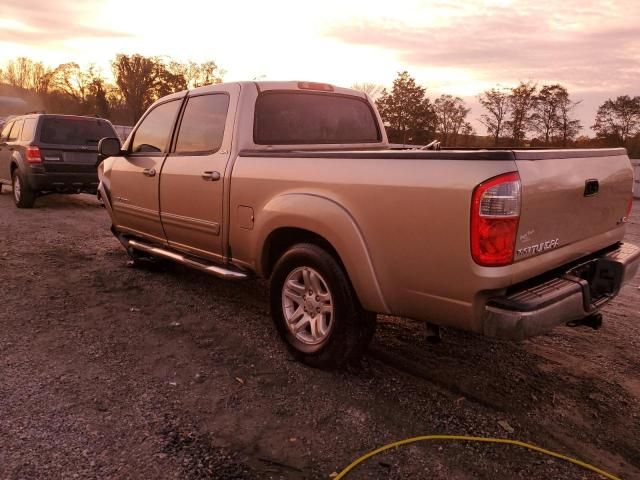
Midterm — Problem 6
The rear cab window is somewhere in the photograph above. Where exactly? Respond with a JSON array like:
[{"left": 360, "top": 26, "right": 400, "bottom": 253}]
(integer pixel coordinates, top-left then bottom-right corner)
[
  {"left": 254, "top": 91, "right": 381, "bottom": 145},
  {"left": 39, "top": 117, "right": 116, "bottom": 146},
  {"left": 131, "top": 100, "right": 182, "bottom": 154}
]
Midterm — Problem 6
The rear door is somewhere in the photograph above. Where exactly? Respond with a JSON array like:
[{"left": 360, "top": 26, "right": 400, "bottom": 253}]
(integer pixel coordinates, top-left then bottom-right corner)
[
  {"left": 110, "top": 99, "right": 183, "bottom": 243},
  {"left": 159, "top": 85, "right": 238, "bottom": 261},
  {"left": 0, "top": 121, "right": 15, "bottom": 182},
  {"left": 36, "top": 117, "right": 115, "bottom": 173}
]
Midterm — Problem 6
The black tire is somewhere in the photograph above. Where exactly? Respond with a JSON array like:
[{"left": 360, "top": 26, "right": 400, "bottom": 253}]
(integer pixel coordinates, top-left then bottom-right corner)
[
  {"left": 270, "top": 243, "right": 376, "bottom": 369},
  {"left": 12, "top": 170, "right": 36, "bottom": 208}
]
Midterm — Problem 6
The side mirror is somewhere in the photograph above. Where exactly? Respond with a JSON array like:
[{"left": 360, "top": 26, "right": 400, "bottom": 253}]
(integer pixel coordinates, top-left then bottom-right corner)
[{"left": 98, "top": 137, "right": 122, "bottom": 158}]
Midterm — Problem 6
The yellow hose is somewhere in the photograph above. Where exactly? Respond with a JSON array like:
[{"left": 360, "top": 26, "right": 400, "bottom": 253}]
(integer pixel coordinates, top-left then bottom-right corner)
[{"left": 333, "top": 435, "right": 621, "bottom": 480}]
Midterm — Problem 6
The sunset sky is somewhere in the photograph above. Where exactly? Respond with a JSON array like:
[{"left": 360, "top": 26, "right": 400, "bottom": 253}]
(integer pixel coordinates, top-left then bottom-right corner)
[{"left": 1, "top": 0, "right": 638, "bottom": 131}]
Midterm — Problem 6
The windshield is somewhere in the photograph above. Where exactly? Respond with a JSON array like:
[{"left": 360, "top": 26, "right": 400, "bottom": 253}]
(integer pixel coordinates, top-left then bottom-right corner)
[{"left": 39, "top": 117, "right": 115, "bottom": 146}]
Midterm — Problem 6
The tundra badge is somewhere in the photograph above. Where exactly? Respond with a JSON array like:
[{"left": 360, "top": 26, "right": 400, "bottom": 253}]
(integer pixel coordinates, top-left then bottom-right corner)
[{"left": 516, "top": 238, "right": 560, "bottom": 257}]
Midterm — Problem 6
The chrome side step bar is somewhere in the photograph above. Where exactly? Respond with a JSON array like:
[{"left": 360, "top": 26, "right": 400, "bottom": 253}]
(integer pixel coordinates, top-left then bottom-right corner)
[{"left": 128, "top": 239, "right": 248, "bottom": 281}]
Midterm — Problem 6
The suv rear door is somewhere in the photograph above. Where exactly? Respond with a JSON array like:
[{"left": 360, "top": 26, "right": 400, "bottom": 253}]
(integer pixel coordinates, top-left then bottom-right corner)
[
  {"left": 0, "top": 120, "right": 15, "bottom": 182},
  {"left": 36, "top": 116, "right": 115, "bottom": 173},
  {"left": 159, "top": 85, "right": 238, "bottom": 261},
  {"left": 109, "top": 98, "right": 183, "bottom": 243}
]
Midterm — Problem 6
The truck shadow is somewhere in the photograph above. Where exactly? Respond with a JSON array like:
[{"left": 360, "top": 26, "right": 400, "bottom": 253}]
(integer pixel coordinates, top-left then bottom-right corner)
[{"left": 155, "top": 260, "right": 632, "bottom": 420}]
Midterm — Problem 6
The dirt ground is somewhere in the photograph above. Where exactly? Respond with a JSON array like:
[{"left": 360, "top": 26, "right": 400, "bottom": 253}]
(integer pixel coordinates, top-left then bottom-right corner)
[{"left": 0, "top": 190, "right": 639, "bottom": 480}]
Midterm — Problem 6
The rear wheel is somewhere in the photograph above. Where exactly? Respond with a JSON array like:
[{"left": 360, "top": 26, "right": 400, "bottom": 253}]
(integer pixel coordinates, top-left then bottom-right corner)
[
  {"left": 270, "top": 243, "right": 376, "bottom": 369},
  {"left": 12, "top": 170, "right": 36, "bottom": 208}
]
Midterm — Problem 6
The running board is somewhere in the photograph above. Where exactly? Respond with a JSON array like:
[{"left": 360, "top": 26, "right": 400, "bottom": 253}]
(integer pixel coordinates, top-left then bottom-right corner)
[{"left": 128, "top": 239, "right": 248, "bottom": 280}]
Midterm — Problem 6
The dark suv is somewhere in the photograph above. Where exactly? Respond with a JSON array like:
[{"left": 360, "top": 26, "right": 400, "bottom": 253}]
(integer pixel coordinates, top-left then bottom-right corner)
[{"left": 0, "top": 114, "right": 117, "bottom": 208}]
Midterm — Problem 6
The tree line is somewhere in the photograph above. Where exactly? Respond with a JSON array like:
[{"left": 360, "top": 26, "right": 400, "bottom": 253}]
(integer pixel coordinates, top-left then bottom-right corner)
[
  {"left": 354, "top": 71, "right": 640, "bottom": 157},
  {"left": 0, "top": 55, "right": 224, "bottom": 124},
  {"left": 2, "top": 58, "right": 639, "bottom": 157}
]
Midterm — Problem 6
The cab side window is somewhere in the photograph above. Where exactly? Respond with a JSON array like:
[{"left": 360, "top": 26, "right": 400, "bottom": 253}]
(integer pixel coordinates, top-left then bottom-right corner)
[
  {"left": 174, "top": 94, "right": 230, "bottom": 154},
  {"left": 0, "top": 122, "right": 13, "bottom": 142},
  {"left": 8, "top": 120, "right": 23, "bottom": 141},
  {"left": 131, "top": 100, "right": 181, "bottom": 154}
]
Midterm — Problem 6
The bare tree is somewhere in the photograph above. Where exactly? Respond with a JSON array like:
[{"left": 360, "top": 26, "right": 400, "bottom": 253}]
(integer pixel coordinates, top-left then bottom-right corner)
[
  {"left": 191, "top": 61, "right": 224, "bottom": 87},
  {"left": 531, "top": 84, "right": 563, "bottom": 145},
  {"left": 351, "top": 82, "right": 384, "bottom": 101},
  {"left": 478, "top": 87, "right": 510, "bottom": 146},
  {"left": 3, "top": 57, "right": 30, "bottom": 89},
  {"left": 505, "top": 81, "right": 537, "bottom": 146},
  {"left": 433, "top": 94, "right": 470, "bottom": 146},
  {"left": 555, "top": 89, "right": 582, "bottom": 147},
  {"left": 51, "top": 63, "right": 92, "bottom": 104},
  {"left": 169, "top": 60, "right": 224, "bottom": 89},
  {"left": 592, "top": 95, "right": 640, "bottom": 145},
  {"left": 3, "top": 57, "right": 54, "bottom": 95}
]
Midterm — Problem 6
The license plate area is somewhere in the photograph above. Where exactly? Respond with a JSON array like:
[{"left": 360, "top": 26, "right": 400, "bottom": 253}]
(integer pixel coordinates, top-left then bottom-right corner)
[{"left": 565, "top": 258, "right": 624, "bottom": 310}]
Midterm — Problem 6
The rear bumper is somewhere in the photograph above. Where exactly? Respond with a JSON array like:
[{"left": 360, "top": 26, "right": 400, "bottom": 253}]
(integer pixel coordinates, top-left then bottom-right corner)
[
  {"left": 483, "top": 242, "right": 640, "bottom": 340},
  {"left": 28, "top": 172, "right": 99, "bottom": 192}
]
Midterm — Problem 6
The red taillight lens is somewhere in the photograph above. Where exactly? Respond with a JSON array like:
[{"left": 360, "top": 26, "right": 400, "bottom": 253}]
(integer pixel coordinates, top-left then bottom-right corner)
[
  {"left": 26, "top": 146, "right": 42, "bottom": 164},
  {"left": 471, "top": 172, "right": 521, "bottom": 266}
]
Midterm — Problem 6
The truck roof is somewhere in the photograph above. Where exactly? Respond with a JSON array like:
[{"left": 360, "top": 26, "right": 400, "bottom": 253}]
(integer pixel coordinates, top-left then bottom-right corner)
[{"left": 183, "top": 81, "right": 368, "bottom": 99}]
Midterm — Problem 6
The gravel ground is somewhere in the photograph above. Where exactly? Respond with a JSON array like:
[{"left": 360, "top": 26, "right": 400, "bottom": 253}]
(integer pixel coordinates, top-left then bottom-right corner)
[{"left": 0, "top": 190, "right": 639, "bottom": 480}]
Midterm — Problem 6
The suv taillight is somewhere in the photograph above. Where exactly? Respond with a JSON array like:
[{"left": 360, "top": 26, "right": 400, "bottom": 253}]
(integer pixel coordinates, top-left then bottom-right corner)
[
  {"left": 26, "top": 146, "right": 42, "bottom": 164},
  {"left": 625, "top": 196, "right": 633, "bottom": 222},
  {"left": 471, "top": 172, "right": 521, "bottom": 266}
]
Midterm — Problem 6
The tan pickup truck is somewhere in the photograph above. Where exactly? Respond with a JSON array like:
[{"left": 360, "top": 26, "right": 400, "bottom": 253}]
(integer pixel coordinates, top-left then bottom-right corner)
[{"left": 97, "top": 81, "right": 639, "bottom": 368}]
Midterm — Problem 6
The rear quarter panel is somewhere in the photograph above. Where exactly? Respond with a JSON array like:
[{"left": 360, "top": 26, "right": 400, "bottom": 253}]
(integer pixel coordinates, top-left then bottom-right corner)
[{"left": 229, "top": 154, "right": 518, "bottom": 331}]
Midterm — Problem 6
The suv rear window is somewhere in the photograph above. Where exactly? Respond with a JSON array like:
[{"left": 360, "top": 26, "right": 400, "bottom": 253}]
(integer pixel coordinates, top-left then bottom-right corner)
[
  {"left": 39, "top": 117, "right": 115, "bottom": 146},
  {"left": 254, "top": 92, "right": 380, "bottom": 145}
]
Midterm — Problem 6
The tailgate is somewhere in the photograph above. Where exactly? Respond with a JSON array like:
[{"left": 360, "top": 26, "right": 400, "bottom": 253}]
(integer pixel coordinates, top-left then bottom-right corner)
[{"left": 514, "top": 148, "right": 633, "bottom": 262}]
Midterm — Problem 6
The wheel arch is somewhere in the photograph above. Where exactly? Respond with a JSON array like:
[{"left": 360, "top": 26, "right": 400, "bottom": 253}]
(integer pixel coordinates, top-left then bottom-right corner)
[{"left": 255, "top": 193, "right": 389, "bottom": 314}]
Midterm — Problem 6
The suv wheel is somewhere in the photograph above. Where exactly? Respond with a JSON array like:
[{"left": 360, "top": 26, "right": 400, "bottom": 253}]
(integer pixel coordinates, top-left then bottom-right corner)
[
  {"left": 270, "top": 243, "right": 376, "bottom": 369},
  {"left": 12, "top": 170, "right": 36, "bottom": 208}
]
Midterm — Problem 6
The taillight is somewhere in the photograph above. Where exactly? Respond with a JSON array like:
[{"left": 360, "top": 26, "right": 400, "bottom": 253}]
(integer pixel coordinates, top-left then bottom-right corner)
[
  {"left": 26, "top": 146, "right": 42, "bottom": 164},
  {"left": 471, "top": 172, "right": 521, "bottom": 266}
]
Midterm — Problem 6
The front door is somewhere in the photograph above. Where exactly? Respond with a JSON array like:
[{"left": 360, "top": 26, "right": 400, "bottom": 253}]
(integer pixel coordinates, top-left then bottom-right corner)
[
  {"left": 159, "top": 87, "right": 238, "bottom": 261},
  {"left": 110, "top": 98, "right": 183, "bottom": 244}
]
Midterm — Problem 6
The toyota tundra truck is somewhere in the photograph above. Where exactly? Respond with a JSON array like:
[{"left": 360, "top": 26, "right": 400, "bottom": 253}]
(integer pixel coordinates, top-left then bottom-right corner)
[{"left": 97, "top": 81, "right": 639, "bottom": 368}]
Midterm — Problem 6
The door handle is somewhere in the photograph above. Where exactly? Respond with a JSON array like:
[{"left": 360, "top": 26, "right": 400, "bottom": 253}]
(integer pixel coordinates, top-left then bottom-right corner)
[
  {"left": 201, "top": 171, "right": 221, "bottom": 181},
  {"left": 142, "top": 168, "right": 156, "bottom": 177}
]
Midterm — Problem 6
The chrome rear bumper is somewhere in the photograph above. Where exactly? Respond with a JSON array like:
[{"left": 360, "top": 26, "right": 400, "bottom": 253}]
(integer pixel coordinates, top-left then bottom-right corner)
[{"left": 483, "top": 242, "right": 640, "bottom": 340}]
